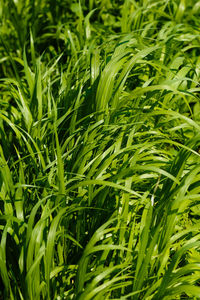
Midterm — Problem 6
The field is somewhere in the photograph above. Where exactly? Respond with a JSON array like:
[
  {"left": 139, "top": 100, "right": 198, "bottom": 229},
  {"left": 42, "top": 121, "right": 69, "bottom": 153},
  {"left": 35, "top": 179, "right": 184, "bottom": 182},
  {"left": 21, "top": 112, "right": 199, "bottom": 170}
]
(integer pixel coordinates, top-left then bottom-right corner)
[{"left": 0, "top": 0, "right": 200, "bottom": 299}]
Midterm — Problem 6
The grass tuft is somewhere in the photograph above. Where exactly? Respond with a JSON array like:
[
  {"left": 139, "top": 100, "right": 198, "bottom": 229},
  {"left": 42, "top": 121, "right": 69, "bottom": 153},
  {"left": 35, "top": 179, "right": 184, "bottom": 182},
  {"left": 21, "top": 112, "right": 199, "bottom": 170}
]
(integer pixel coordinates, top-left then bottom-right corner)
[{"left": 0, "top": 0, "right": 200, "bottom": 299}]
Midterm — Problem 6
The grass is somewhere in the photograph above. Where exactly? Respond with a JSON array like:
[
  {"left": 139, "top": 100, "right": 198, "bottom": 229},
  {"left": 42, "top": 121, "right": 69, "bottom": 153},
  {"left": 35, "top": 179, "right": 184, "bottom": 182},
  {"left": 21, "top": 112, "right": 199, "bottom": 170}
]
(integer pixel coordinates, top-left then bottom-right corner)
[{"left": 0, "top": 0, "right": 200, "bottom": 299}]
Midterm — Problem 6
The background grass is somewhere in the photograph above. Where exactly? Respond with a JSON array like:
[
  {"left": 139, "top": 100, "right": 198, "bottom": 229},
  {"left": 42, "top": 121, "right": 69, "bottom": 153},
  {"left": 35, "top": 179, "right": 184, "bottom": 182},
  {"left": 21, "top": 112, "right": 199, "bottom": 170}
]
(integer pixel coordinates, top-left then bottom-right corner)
[{"left": 0, "top": 0, "right": 200, "bottom": 299}]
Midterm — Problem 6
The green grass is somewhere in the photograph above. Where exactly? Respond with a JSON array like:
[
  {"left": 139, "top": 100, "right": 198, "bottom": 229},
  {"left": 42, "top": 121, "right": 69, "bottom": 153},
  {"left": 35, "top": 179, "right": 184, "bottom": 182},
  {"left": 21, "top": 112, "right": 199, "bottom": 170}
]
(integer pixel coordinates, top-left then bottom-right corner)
[{"left": 0, "top": 0, "right": 200, "bottom": 299}]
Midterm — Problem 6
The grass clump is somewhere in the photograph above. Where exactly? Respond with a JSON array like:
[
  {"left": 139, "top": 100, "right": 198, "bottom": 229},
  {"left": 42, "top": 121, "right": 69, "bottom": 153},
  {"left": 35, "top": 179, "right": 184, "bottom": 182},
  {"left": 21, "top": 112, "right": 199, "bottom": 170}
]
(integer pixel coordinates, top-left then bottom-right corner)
[{"left": 0, "top": 0, "right": 200, "bottom": 299}]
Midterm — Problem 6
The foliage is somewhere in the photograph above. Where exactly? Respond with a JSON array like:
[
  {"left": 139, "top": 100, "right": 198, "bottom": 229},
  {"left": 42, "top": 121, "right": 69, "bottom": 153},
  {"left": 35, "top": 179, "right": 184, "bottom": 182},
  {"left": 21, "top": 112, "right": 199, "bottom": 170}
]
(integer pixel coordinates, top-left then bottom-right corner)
[{"left": 0, "top": 0, "right": 200, "bottom": 299}]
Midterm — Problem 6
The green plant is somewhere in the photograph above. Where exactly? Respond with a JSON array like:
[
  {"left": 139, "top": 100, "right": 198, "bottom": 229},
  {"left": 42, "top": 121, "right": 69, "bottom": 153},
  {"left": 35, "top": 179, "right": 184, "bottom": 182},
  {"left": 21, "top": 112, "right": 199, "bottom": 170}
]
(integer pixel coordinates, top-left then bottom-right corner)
[{"left": 0, "top": 0, "right": 200, "bottom": 299}]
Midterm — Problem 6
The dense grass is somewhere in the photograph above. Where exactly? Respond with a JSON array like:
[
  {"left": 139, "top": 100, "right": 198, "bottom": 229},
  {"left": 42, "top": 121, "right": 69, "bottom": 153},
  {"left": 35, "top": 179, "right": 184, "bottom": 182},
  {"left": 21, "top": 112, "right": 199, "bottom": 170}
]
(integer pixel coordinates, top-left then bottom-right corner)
[{"left": 0, "top": 0, "right": 200, "bottom": 299}]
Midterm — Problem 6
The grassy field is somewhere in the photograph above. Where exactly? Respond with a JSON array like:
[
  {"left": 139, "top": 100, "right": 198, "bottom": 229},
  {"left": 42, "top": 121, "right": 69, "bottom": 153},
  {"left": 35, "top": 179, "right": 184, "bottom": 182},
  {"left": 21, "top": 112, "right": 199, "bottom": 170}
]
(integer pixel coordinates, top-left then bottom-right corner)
[{"left": 0, "top": 0, "right": 200, "bottom": 299}]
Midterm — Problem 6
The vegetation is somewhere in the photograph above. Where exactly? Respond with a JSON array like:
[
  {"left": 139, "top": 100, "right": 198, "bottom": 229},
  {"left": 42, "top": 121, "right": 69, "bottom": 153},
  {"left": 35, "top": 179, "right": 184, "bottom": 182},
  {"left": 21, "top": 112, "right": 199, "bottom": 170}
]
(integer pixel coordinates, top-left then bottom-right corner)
[{"left": 0, "top": 0, "right": 200, "bottom": 299}]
